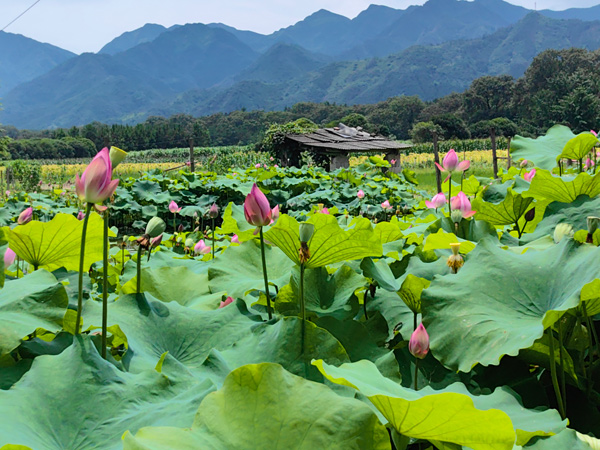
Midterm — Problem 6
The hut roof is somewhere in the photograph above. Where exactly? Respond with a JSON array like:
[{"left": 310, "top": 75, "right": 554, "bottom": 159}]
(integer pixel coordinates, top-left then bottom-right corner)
[{"left": 285, "top": 127, "right": 411, "bottom": 153}]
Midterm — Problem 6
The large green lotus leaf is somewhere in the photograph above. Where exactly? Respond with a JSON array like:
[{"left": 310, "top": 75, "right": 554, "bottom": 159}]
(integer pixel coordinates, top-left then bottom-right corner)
[
  {"left": 526, "top": 429, "right": 599, "bottom": 449},
  {"left": 0, "top": 270, "right": 68, "bottom": 355},
  {"left": 208, "top": 240, "right": 294, "bottom": 298},
  {"left": 373, "top": 222, "right": 403, "bottom": 244},
  {"left": 0, "top": 337, "right": 213, "bottom": 450},
  {"left": 361, "top": 257, "right": 400, "bottom": 291},
  {"left": 423, "top": 229, "right": 476, "bottom": 253},
  {"left": 472, "top": 189, "right": 534, "bottom": 226},
  {"left": 131, "top": 179, "right": 172, "bottom": 203},
  {"left": 83, "top": 294, "right": 262, "bottom": 375},
  {"left": 422, "top": 239, "right": 600, "bottom": 372},
  {"left": 510, "top": 125, "right": 576, "bottom": 171},
  {"left": 217, "top": 202, "right": 257, "bottom": 242},
  {"left": 5, "top": 213, "right": 113, "bottom": 272},
  {"left": 514, "top": 195, "right": 600, "bottom": 244},
  {"left": 265, "top": 214, "right": 382, "bottom": 268},
  {"left": 581, "top": 279, "right": 600, "bottom": 316},
  {"left": 313, "top": 359, "right": 516, "bottom": 450},
  {"left": 525, "top": 170, "right": 600, "bottom": 203},
  {"left": 366, "top": 289, "right": 419, "bottom": 340},
  {"left": 123, "top": 363, "right": 390, "bottom": 450},
  {"left": 120, "top": 266, "right": 218, "bottom": 308},
  {"left": 198, "top": 317, "right": 350, "bottom": 384},
  {"left": 398, "top": 273, "right": 431, "bottom": 314},
  {"left": 288, "top": 265, "right": 364, "bottom": 319},
  {"left": 558, "top": 133, "right": 599, "bottom": 162}
]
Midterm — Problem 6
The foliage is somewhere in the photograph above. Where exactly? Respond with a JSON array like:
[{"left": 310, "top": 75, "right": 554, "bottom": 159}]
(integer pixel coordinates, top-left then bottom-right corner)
[
  {"left": 259, "top": 118, "right": 318, "bottom": 166},
  {"left": 5, "top": 160, "right": 42, "bottom": 191}
]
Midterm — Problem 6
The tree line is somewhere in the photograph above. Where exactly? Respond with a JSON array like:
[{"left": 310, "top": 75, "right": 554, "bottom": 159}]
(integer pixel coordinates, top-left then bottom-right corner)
[{"left": 1, "top": 47, "right": 598, "bottom": 159}]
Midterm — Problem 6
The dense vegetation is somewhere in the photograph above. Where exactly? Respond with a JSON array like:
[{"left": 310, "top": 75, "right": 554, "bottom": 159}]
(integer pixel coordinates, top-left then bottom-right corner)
[{"left": 0, "top": 125, "right": 599, "bottom": 449}]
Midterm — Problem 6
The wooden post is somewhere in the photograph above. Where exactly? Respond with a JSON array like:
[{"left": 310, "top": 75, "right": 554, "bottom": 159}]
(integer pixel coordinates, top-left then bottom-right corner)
[
  {"left": 385, "top": 151, "right": 401, "bottom": 173},
  {"left": 189, "top": 138, "right": 195, "bottom": 172},
  {"left": 432, "top": 132, "right": 442, "bottom": 193},
  {"left": 506, "top": 137, "right": 512, "bottom": 170},
  {"left": 491, "top": 128, "right": 498, "bottom": 178}
]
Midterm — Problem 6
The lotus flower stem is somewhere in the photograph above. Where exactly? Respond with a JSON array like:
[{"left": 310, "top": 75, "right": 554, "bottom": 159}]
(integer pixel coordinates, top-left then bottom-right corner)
[
  {"left": 211, "top": 218, "right": 215, "bottom": 260},
  {"left": 101, "top": 209, "right": 109, "bottom": 360},
  {"left": 75, "top": 203, "right": 93, "bottom": 335},
  {"left": 414, "top": 359, "right": 419, "bottom": 391},
  {"left": 121, "top": 245, "right": 125, "bottom": 275},
  {"left": 259, "top": 227, "right": 272, "bottom": 320},
  {"left": 448, "top": 174, "right": 452, "bottom": 213},
  {"left": 582, "top": 302, "right": 597, "bottom": 396},
  {"left": 413, "top": 312, "right": 418, "bottom": 333},
  {"left": 557, "top": 319, "right": 567, "bottom": 413},
  {"left": 547, "top": 328, "right": 566, "bottom": 419},
  {"left": 136, "top": 245, "right": 143, "bottom": 294},
  {"left": 363, "top": 288, "right": 369, "bottom": 320},
  {"left": 173, "top": 213, "right": 176, "bottom": 236},
  {"left": 300, "top": 262, "right": 306, "bottom": 373}
]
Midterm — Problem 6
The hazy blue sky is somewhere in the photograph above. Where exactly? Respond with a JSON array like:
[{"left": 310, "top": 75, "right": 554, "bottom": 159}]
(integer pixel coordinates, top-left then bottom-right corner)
[{"left": 3, "top": 0, "right": 600, "bottom": 53}]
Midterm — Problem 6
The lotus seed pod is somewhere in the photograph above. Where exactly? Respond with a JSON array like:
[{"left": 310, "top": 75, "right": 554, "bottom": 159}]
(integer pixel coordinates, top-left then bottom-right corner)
[
  {"left": 109, "top": 146, "right": 127, "bottom": 168},
  {"left": 553, "top": 223, "right": 574, "bottom": 244},
  {"left": 145, "top": 216, "right": 166, "bottom": 238},
  {"left": 299, "top": 222, "right": 315, "bottom": 243},
  {"left": 451, "top": 209, "right": 463, "bottom": 224},
  {"left": 447, "top": 243, "right": 464, "bottom": 273}
]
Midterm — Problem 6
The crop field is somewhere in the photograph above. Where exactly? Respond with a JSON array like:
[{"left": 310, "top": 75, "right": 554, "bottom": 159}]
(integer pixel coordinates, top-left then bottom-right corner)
[{"left": 0, "top": 126, "right": 599, "bottom": 449}]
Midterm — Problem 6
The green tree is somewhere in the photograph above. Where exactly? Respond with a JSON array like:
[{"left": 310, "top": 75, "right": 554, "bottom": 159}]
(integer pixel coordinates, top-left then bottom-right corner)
[{"left": 463, "top": 75, "right": 515, "bottom": 123}]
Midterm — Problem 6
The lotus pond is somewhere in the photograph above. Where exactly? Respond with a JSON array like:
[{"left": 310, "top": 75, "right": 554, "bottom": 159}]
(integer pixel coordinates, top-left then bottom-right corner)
[{"left": 0, "top": 125, "right": 599, "bottom": 450}]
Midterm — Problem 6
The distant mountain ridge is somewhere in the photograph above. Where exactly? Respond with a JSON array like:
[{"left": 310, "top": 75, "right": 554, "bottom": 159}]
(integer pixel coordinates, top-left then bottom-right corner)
[{"left": 3, "top": 0, "right": 600, "bottom": 129}]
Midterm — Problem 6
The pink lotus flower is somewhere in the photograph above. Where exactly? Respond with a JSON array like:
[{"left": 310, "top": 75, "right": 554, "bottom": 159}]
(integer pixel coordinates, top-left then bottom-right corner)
[
  {"left": 390, "top": 159, "right": 397, "bottom": 165},
  {"left": 409, "top": 323, "right": 429, "bottom": 359},
  {"left": 435, "top": 149, "right": 470, "bottom": 182},
  {"left": 270, "top": 205, "right": 280, "bottom": 224},
  {"left": 77, "top": 210, "right": 85, "bottom": 221},
  {"left": 169, "top": 201, "right": 181, "bottom": 214},
  {"left": 75, "top": 147, "right": 119, "bottom": 204},
  {"left": 524, "top": 169, "right": 536, "bottom": 182},
  {"left": 219, "top": 296, "right": 234, "bottom": 308},
  {"left": 357, "top": 189, "right": 365, "bottom": 199},
  {"left": 5, "top": 191, "right": 9, "bottom": 197},
  {"left": 274, "top": 165, "right": 279, "bottom": 168},
  {"left": 244, "top": 183, "right": 273, "bottom": 227},
  {"left": 381, "top": 200, "right": 392, "bottom": 210},
  {"left": 17, "top": 207, "right": 33, "bottom": 225},
  {"left": 209, "top": 203, "right": 219, "bottom": 219},
  {"left": 194, "top": 240, "right": 211, "bottom": 255},
  {"left": 4, "top": 248, "right": 16, "bottom": 267},
  {"left": 151, "top": 234, "right": 163, "bottom": 248},
  {"left": 425, "top": 192, "right": 447, "bottom": 209},
  {"left": 520, "top": 159, "right": 528, "bottom": 168},
  {"left": 319, "top": 207, "right": 330, "bottom": 214},
  {"left": 450, "top": 192, "right": 476, "bottom": 219},
  {"left": 270, "top": 156, "right": 274, "bottom": 161},
  {"left": 255, "top": 163, "right": 261, "bottom": 169},
  {"left": 231, "top": 234, "right": 240, "bottom": 244}
]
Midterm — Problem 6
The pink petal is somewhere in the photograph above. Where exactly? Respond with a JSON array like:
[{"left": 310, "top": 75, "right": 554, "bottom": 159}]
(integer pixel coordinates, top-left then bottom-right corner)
[
  {"left": 457, "top": 160, "right": 470, "bottom": 171},
  {"left": 434, "top": 162, "right": 445, "bottom": 173}
]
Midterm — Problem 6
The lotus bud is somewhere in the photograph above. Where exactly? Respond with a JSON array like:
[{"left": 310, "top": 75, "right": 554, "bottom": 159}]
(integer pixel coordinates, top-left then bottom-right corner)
[
  {"left": 244, "top": 183, "right": 272, "bottom": 227},
  {"left": 231, "top": 234, "right": 240, "bottom": 244},
  {"left": 145, "top": 216, "right": 166, "bottom": 238},
  {"left": 520, "top": 159, "right": 528, "bottom": 168},
  {"left": 75, "top": 147, "right": 119, "bottom": 204},
  {"left": 17, "top": 207, "right": 33, "bottom": 225},
  {"left": 77, "top": 210, "right": 85, "bottom": 221},
  {"left": 409, "top": 324, "right": 429, "bottom": 359},
  {"left": 381, "top": 200, "right": 392, "bottom": 210},
  {"left": 357, "top": 189, "right": 365, "bottom": 199},
  {"left": 169, "top": 201, "right": 181, "bottom": 214},
  {"left": 194, "top": 240, "right": 211, "bottom": 255},
  {"left": 299, "top": 222, "right": 315, "bottom": 243},
  {"left": 446, "top": 243, "right": 464, "bottom": 274},
  {"left": 208, "top": 203, "right": 219, "bottom": 219},
  {"left": 109, "top": 146, "right": 127, "bottom": 168},
  {"left": 587, "top": 216, "right": 600, "bottom": 243},
  {"left": 177, "top": 223, "right": 184, "bottom": 233},
  {"left": 553, "top": 223, "right": 574, "bottom": 244},
  {"left": 150, "top": 234, "right": 163, "bottom": 248},
  {"left": 219, "top": 296, "right": 234, "bottom": 308},
  {"left": 525, "top": 208, "right": 536, "bottom": 222},
  {"left": 524, "top": 169, "right": 536, "bottom": 182},
  {"left": 4, "top": 247, "right": 16, "bottom": 267},
  {"left": 185, "top": 238, "right": 195, "bottom": 248}
]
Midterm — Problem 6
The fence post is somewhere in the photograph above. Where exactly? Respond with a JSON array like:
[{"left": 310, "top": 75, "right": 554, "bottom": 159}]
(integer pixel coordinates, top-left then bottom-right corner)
[
  {"left": 189, "top": 138, "right": 195, "bottom": 172},
  {"left": 433, "top": 132, "right": 442, "bottom": 193},
  {"left": 506, "top": 137, "right": 512, "bottom": 170},
  {"left": 491, "top": 128, "right": 498, "bottom": 178}
]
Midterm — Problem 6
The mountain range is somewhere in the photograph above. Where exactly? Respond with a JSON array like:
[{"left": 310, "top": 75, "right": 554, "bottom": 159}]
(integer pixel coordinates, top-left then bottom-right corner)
[{"left": 2, "top": 0, "right": 600, "bottom": 129}]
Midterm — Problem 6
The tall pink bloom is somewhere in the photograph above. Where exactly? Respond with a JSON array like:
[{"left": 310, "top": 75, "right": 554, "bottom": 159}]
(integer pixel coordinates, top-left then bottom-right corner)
[
  {"left": 524, "top": 169, "right": 536, "bottom": 182},
  {"left": 357, "top": 189, "right": 365, "bottom": 199},
  {"left": 425, "top": 193, "right": 446, "bottom": 209},
  {"left": 435, "top": 149, "right": 470, "bottom": 182},
  {"left": 75, "top": 147, "right": 119, "bottom": 204},
  {"left": 381, "top": 200, "right": 392, "bottom": 210},
  {"left": 4, "top": 248, "right": 16, "bottom": 267},
  {"left": 244, "top": 183, "right": 272, "bottom": 227},
  {"left": 231, "top": 234, "right": 240, "bottom": 244},
  {"left": 17, "top": 207, "right": 33, "bottom": 225},
  {"left": 194, "top": 240, "right": 211, "bottom": 255},
  {"left": 451, "top": 192, "right": 476, "bottom": 219},
  {"left": 169, "top": 201, "right": 181, "bottom": 213},
  {"left": 409, "top": 324, "right": 429, "bottom": 359}
]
